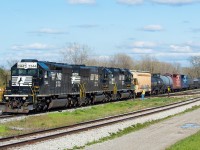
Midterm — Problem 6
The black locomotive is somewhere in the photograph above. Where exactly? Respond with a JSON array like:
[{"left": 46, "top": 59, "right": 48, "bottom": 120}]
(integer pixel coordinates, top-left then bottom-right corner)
[{"left": 0, "top": 59, "right": 135, "bottom": 113}]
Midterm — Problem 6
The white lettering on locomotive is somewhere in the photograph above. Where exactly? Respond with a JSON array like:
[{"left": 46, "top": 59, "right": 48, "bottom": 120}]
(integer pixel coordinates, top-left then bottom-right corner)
[
  {"left": 71, "top": 73, "right": 81, "bottom": 84},
  {"left": 17, "top": 62, "right": 37, "bottom": 69}
]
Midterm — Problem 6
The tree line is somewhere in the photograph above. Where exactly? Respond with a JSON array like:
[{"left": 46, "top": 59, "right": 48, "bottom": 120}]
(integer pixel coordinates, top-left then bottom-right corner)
[
  {"left": 0, "top": 43, "right": 199, "bottom": 87},
  {"left": 61, "top": 43, "right": 199, "bottom": 77}
]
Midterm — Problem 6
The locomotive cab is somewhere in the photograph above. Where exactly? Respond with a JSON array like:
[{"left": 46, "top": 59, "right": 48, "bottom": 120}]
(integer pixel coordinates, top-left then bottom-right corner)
[{"left": 0, "top": 59, "right": 49, "bottom": 113}]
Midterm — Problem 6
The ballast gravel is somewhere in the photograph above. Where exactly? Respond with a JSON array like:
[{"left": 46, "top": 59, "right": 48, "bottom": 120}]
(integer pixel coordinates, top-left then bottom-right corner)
[{"left": 13, "top": 100, "right": 200, "bottom": 150}]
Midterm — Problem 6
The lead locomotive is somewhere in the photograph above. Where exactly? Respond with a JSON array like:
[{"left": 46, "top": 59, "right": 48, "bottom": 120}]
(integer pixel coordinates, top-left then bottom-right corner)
[{"left": 0, "top": 59, "right": 135, "bottom": 113}]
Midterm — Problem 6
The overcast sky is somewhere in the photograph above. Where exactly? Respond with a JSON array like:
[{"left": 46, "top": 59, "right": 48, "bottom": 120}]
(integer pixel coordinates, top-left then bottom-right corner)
[{"left": 1, "top": 0, "right": 200, "bottom": 67}]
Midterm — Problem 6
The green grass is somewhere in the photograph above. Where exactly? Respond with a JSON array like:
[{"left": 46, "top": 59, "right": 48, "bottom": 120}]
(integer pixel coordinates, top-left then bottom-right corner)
[
  {"left": 0, "top": 96, "right": 194, "bottom": 137},
  {"left": 0, "top": 125, "right": 7, "bottom": 133},
  {"left": 166, "top": 130, "right": 200, "bottom": 150}
]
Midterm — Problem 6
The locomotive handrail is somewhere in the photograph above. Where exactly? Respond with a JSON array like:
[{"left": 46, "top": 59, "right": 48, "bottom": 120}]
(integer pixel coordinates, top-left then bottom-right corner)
[
  {"left": 113, "top": 83, "right": 117, "bottom": 94},
  {"left": 79, "top": 83, "right": 86, "bottom": 98}
]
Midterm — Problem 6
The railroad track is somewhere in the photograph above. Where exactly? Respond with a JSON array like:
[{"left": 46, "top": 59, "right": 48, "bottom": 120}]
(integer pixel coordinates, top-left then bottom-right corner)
[
  {"left": 0, "top": 97, "right": 200, "bottom": 150},
  {"left": 152, "top": 89, "right": 200, "bottom": 98},
  {"left": 0, "top": 115, "right": 15, "bottom": 119}
]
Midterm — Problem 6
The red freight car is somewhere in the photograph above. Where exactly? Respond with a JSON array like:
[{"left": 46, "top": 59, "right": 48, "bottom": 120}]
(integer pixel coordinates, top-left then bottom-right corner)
[{"left": 165, "top": 74, "right": 181, "bottom": 91}]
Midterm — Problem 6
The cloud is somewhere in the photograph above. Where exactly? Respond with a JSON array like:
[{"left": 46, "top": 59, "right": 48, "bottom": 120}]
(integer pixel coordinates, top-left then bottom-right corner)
[
  {"left": 186, "top": 41, "right": 200, "bottom": 46},
  {"left": 169, "top": 41, "right": 200, "bottom": 53},
  {"left": 170, "top": 45, "right": 192, "bottom": 53},
  {"left": 190, "top": 28, "right": 200, "bottom": 33},
  {"left": 183, "top": 20, "right": 190, "bottom": 23},
  {"left": 151, "top": 0, "right": 200, "bottom": 5},
  {"left": 118, "top": 40, "right": 200, "bottom": 67},
  {"left": 132, "top": 41, "right": 157, "bottom": 48},
  {"left": 116, "top": 0, "right": 200, "bottom": 5},
  {"left": 142, "top": 25, "right": 164, "bottom": 32},
  {"left": 67, "top": 0, "right": 95, "bottom": 4},
  {"left": 130, "top": 41, "right": 157, "bottom": 54},
  {"left": 117, "top": 0, "right": 144, "bottom": 5},
  {"left": 11, "top": 43, "right": 54, "bottom": 50},
  {"left": 36, "top": 28, "right": 67, "bottom": 34},
  {"left": 75, "top": 24, "right": 99, "bottom": 28},
  {"left": 132, "top": 48, "right": 154, "bottom": 53}
]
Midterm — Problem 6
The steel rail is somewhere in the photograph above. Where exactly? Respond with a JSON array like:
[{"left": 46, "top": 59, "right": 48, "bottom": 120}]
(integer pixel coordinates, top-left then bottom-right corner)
[
  {"left": 0, "top": 97, "right": 200, "bottom": 149},
  {"left": 0, "top": 115, "right": 15, "bottom": 119}
]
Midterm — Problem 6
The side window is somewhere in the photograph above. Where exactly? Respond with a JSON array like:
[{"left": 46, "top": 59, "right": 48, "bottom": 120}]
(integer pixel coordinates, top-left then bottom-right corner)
[{"left": 39, "top": 69, "right": 43, "bottom": 78}]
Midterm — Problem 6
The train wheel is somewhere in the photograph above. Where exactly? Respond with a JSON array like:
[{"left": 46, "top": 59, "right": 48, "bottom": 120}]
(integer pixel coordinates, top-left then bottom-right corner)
[
  {"left": 65, "top": 98, "right": 70, "bottom": 108},
  {"left": 43, "top": 105, "right": 48, "bottom": 111},
  {"left": 77, "top": 97, "right": 83, "bottom": 107},
  {"left": 88, "top": 98, "right": 92, "bottom": 105},
  {"left": 133, "top": 93, "right": 136, "bottom": 99},
  {"left": 71, "top": 98, "right": 77, "bottom": 107},
  {"left": 116, "top": 93, "right": 121, "bottom": 101},
  {"left": 74, "top": 99, "right": 78, "bottom": 107},
  {"left": 104, "top": 94, "right": 110, "bottom": 102}
]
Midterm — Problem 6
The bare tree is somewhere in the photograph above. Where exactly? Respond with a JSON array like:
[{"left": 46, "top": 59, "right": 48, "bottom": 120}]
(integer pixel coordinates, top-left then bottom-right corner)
[
  {"left": 182, "top": 67, "right": 195, "bottom": 78},
  {"left": 61, "top": 43, "right": 90, "bottom": 64},
  {"left": 0, "top": 66, "right": 9, "bottom": 87},
  {"left": 137, "top": 55, "right": 158, "bottom": 72},
  {"left": 188, "top": 56, "right": 200, "bottom": 77},
  {"left": 190, "top": 56, "right": 200, "bottom": 67},
  {"left": 108, "top": 53, "right": 134, "bottom": 69},
  {"left": 172, "top": 63, "right": 181, "bottom": 74},
  {"left": 86, "top": 56, "right": 110, "bottom": 67}
]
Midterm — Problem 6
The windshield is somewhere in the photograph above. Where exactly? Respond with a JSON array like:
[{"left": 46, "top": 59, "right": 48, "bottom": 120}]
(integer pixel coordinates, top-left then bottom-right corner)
[{"left": 12, "top": 68, "right": 38, "bottom": 76}]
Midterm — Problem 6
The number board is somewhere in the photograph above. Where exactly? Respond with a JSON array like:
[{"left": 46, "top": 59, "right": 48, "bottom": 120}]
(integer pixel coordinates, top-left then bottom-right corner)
[{"left": 17, "top": 62, "right": 37, "bottom": 69}]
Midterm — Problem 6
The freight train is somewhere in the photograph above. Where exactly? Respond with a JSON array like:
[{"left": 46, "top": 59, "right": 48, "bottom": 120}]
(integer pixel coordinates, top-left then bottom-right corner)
[
  {"left": 0, "top": 59, "right": 135, "bottom": 113},
  {"left": 151, "top": 74, "right": 200, "bottom": 94},
  {"left": 0, "top": 59, "right": 199, "bottom": 114}
]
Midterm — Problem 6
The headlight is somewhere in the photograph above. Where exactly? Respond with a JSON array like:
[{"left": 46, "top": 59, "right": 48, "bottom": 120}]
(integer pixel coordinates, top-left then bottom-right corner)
[
  {"left": 5, "top": 97, "right": 9, "bottom": 100},
  {"left": 22, "top": 97, "right": 26, "bottom": 100}
]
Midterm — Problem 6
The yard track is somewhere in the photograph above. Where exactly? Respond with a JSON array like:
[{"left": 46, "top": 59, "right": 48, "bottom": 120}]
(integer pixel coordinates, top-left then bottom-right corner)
[
  {"left": 152, "top": 89, "right": 200, "bottom": 98},
  {"left": 0, "top": 115, "right": 16, "bottom": 119},
  {"left": 0, "top": 96, "right": 200, "bottom": 150}
]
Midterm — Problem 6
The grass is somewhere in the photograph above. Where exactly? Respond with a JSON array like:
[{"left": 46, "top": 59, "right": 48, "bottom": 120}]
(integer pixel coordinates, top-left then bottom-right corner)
[
  {"left": 0, "top": 96, "right": 195, "bottom": 137},
  {"left": 0, "top": 125, "right": 7, "bottom": 133},
  {"left": 166, "top": 130, "right": 200, "bottom": 150}
]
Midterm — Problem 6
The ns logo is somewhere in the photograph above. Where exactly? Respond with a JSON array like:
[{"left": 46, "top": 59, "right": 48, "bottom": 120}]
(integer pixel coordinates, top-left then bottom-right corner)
[{"left": 183, "top": 75, "right": 187, "bottom": 83}]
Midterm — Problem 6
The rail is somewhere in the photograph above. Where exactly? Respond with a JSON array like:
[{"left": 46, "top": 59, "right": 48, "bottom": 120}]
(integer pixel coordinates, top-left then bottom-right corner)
[{"left": 0, "top": 97, "right": 200, "bottom": 149}]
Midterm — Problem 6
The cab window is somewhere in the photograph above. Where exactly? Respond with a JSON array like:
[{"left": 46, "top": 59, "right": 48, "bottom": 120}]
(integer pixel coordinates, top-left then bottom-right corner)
[
  {"left": 27, "top": 69, "right": 37, "bottom": 76},
  {"left": 18, "top": 69, "right": 27, "bottom": 75},
  {"left": 11, "top": 68, "right": 18, "bottom": 76}
]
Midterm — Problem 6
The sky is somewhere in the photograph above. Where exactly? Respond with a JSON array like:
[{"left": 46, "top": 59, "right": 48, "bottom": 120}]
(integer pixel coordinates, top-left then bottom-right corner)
[{"left": 1, "top": 0, "right": 200, "bottom": 68}]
